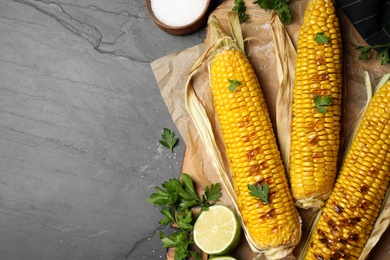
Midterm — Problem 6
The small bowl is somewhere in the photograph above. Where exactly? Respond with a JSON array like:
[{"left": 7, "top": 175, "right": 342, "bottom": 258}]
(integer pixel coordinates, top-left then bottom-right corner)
[{"left": 145, "top": 0, "right": 212, "bottom": 36}]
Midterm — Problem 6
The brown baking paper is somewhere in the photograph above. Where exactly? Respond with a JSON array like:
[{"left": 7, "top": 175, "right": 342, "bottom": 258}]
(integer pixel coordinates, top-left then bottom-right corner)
[{"left": 150, "top": 0, "right": 390, "bottom": 259}]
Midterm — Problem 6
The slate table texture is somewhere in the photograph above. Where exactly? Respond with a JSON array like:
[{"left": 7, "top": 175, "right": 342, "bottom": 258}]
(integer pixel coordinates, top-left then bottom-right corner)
[{"left": 0, "top": 0, "right": 224, "bottom": 259}]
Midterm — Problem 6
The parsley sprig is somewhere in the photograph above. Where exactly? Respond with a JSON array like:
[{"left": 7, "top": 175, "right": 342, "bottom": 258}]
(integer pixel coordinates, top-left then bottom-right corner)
[
  {"left": 228, "top": 79, "right": 242, "bottom": 92},
  {"left": 314, "top": 32, "right": 329, "bottom": 44},
  {"left": 356, "top": 44, "right": 390, "bottom": 65},
  {"left": 253, "top": 0, "right": 292, "bottom": 25},
  {"left": 232, "top": 0, "right": 249, "bottom": 23},
  {"left": 159, "top": 128, "right": 178, "bottom": 153},
  {"left": 314, "top": 95, "right": 332, "bottom": 114},
  {"left": 248, "top": 183, "right": 270, "bottom": 205},
  {"left": 148, "top": 174, "right": 222, "bottom": 260}
]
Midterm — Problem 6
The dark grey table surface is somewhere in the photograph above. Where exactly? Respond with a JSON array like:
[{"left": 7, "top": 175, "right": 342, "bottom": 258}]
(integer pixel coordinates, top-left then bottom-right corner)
[{"left": 1, "top": 0, "right": 224, "bottom": 259}]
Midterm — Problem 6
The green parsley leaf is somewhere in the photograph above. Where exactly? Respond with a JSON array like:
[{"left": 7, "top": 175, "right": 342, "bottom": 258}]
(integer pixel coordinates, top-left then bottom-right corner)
[
  {"left": 160, "top": 228, "right": 197, "bottom": 260},
  {"left": 357, "top": 46, "right": 372, "bottom": 61},
  {"left": 189, "top": 250, "right": 203, "bottom": 260},
  {"left": 314, "top": 32, "right": 329, "bottom": 44},
  {"left": 174, "top": 245, "right": 189, "bottom": 260},
  {"left": 228, "top": 79, "right": 242, "bottom": 92},
  {"left": 159, "top": 231, "right": 177, "bottom": 248},
  {"left": 248, "top": 183, "right": 270, "bottom": 205},
  {"left": 232, "top": 0, "right": 249, "bottom": 22},
  {"left": 159, "top": 208, "right": 175, "bottom": 226},
  {"left": 377, "top": 47, "right": 390, "bottom": 65},
  {"left": 253, "top": 0, "right": 292, "bottom": 25},
  {"left": 159, "top": 128, "right": 178, "bottom": 153},
  {"left": 201, "top": 183, "right": 222, "bottom": 210},
  {"left": 205, "top": 183, "right": 222, "bottom": 203},
  {"left": 147, "top": 187, "right": 169, "bottom": 206},
  {"left": 314, "top": 95, "right": 332, "bottom": 114},
  {"left": 177, "top": 209, "right": 193, "bottom": 230},
  {"left": 179, "top": 174, "right": 201, "bottom": 209},
  {"left": 160, "top": 229, "right": 196, "bottom": 260},
  {"left": 356, "top": 44, "right": 390, "bottom": 65},
  {"left": 181, "top": 173, "right": 197, "bottom": 195}
]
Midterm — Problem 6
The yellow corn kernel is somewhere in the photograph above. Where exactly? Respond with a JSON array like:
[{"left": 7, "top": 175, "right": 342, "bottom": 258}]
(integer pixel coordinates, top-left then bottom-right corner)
[
  {"left": 210, "top": 48, "right": 301, "bottom": 250},
  {"left": 289, "top": 0, "right": 343, "bottom": 209},
  {"left": 304, "top": 79, "right": 390, "bottom": 260}
]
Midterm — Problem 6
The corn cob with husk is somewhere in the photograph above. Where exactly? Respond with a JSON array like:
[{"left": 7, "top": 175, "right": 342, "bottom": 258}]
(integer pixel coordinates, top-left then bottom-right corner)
[
  {"left": 300, "top": 73, "right": 390, "bottom": 260},
  {"left": 289, "top": 0, "right": 343, "bottom": 209},
  {"left": 187, "top": 12, "right": 301, "bottom": 259}
]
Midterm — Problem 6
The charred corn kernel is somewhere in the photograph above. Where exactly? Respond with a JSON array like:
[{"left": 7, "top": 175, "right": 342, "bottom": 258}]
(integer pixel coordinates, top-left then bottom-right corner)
[
  {"left": 289, "top": 0, "right": 343, "bottom": 209},
  {"left": 304, "top": 79, "right": 390, "bottom": 260},
  {"left": 209, "top": 48, "right": 301, "bottom": 251}
]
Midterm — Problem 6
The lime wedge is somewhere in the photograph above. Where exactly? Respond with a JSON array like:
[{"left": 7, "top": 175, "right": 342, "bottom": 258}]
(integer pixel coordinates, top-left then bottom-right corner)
[
  {"left": 193, "top": 205, "right": 241, "bottom": 255},
  {"left": 209, "top": 256, "right": 237, "bottom": 260}
]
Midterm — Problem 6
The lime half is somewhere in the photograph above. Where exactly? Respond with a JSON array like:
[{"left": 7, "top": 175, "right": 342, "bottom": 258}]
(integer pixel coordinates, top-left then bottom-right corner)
[
  {"left": 193, "top": 205, "right": 241, "bottom": 255},
  {"left": 209, "top": 256, "right": 237, "bottom": 260}
]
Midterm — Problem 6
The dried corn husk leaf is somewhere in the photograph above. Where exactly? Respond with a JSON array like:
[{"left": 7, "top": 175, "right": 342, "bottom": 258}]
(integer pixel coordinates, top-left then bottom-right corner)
[{"left": 270, "top": 12, "right": 295, "bottom": 172}]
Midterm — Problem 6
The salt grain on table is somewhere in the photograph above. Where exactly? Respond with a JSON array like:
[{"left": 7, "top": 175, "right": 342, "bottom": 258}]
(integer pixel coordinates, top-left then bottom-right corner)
[{"left": 151, "top": 0, "right": 208, "bottom": 27}]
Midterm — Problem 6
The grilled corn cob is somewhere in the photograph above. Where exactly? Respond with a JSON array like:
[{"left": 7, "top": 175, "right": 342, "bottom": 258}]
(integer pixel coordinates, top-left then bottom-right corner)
[
  {"left": 289, "top": 0, "right": 343, "bottom": 209},
  {"left": 207, "top": 13, "right": 301, "bottom": 257},
  {"left": 303, "top": 75, "right": 390, "bottom": 260}
]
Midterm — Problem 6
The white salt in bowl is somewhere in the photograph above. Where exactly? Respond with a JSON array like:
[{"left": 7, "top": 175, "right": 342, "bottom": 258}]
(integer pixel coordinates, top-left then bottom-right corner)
[{"left": 145, "top": 0, "right": 212, "bottom": 35}]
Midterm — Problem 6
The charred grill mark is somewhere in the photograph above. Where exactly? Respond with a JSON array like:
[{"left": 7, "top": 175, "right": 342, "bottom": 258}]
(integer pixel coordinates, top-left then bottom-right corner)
[
  {"left": 339, "top": 238, "right": 347, "bottom": 244},
  {"left": 259, "top": 208, "right": 276, "bottom": 220},
  {"left": 237, "top": 116, "right": 251, "bottom": 128},
  {"left": 320, "top": 73, "right": 329, "bottom": 81},
  {"left": 313, "top": 152, "right": 323, "bottom": 158},
  {"left": 333, "top": 252, "right": 353, "bottom": 260},
  {"left": 249, "top": 164, "right": 259, "bottom": 175},
  {"left": 249, "top": 161, "right": 269, "bottom": 176},
  {"left": 255, "top": 178, "right": 271, "bottom": 187},
  {"left": 311, "top": 74, "right": 320, "bottom": 84},
  {"left": 334, "top": 204, "right": 343, "bottom": 214},
  {"left": 317, "top": 54, "right": 326, "bottom": 65},
  {"left": 270, "top": 225, "right": 280, "bottom": 233},
  {"left": 357, "top": 199, "right": 370, "bottom": 210},
  {"left": 246, "top": 147, "right": 260, "bottom": 161},
  {"left": 317, "top": 228, "right": 334, "bottom": 249},
  {"left": 313, "top": 254, "right": 325, "bottom": 260},
  {"left": 349, "top": 234, "right": 359, "bottom": 242},
  {"left": 359, "top": 184, "right": 369, "bottom": 194},
  {"left": 266, "top": 208, "right": 276, "bottom": 218},
  {"left": 348, "top": 217, "right": 361, "bottom": 225},
  {"left": 319, "top": 237, "right": 331, "bottom": 248},
  {"left": 259, "top": 161, "right": 268, "bottom": 170},
  {"left": 327, "top": 218, "right": 338, "bottom": 230},
  {"left": 242, "top": 136, "right": 250, "bottom": 143},
  {"left": 330, "top": 251, "right": 345, "bottom": 259},
  {"left": 317, "top": 229, "right": 326, "bottom": 236},
  {"left": 369, "top": 167, "right": 379, "bottom": 176},
  {"left": 268, "top": 191, "right": 276, "bottom": 203},
  {"left": 242, "top": 131, "right": 259, "bottom": 143},
  {"left": 249, "top": 131, "right": 257, "bottom": 140},
  {"left": 307, "top": 122, "right": 315, "bottom": 132},
  {"left": 308, "top": 136, "right": 320, "bottom": 146},
  {"left": 339, "top": 218, "right": 348, "bottom": 226}
]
